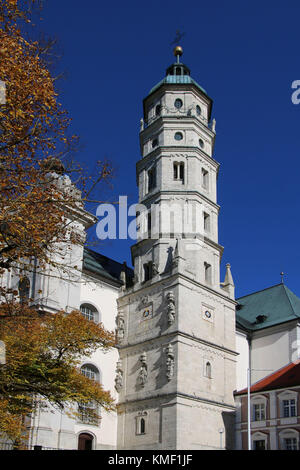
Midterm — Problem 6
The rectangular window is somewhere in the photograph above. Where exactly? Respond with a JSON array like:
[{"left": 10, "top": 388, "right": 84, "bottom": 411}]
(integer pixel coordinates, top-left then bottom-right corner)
[
  {"left": 204, "top": 262, "right": 212, "bottom": 285},
  {"left": 203, "top": 212, "right": 210, "bottom": 232},
  {"left": 253, "top": 440, "right": 266, "bottom": 450},
  {"left": 147, "top": 212, "right": 152, "bottom": 238},
  {"left": 174, "top": 162, "right": 184, "bottom": 182},
  {"left": 148, "top": 167, "right": 156, "bottom": 192},
  {"left": 284, "top": 438, "right": 298, "bottom": 450},
  {"left": 202, "top": 168, "right": 209, "bottom": 189},
  {"left": 253, "top": 403, "right": 265, "bottom": 421},
  {"left": 78, "top": 402, "right": 99, "bottom": 425},
  {"left": 144, "top": 263, "right": 152, "bottom": 282},
  {"left": 173, "top": 163, "right": 178, "bottom": 180},
  {"left": 283, "top": 399, "right": 296, "bottom": 417},
  {"left": 179, "top": 162, "right": 184, "bottom": 181}
]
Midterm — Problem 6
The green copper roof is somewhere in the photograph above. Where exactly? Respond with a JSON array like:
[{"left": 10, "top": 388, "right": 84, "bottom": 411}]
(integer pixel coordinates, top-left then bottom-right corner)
[
  {"left": 149, "top": 74, "right": 207, "bottom": 96},
  {"left": 83, "top": 248, "right": 133, "bottom": 286},
  {"left": 236, "top": 283, "right": 300, "bottom": 331}
]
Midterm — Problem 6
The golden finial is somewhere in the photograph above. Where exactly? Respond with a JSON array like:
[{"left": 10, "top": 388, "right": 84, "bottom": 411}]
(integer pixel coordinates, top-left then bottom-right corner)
[{"left": 173, "top": 46, "right": 183, "bottom": 57}]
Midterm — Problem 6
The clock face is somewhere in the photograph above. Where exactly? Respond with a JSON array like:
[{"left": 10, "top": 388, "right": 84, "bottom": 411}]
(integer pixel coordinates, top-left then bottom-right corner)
[{"left": 205, "top": 310, "right": 211, "bottom": 319}]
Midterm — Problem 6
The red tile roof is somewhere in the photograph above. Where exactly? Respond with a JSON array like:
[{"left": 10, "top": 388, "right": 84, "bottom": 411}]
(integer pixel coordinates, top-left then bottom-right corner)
[{"left": 235, "top": 359, "right": 300, "bottom": 396}]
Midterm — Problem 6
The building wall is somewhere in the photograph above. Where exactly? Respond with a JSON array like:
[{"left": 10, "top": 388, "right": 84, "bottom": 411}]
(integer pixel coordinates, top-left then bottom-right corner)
[
  {"left": 250, "top": 323, "right": 298, "bottom": 384},
  {"left": 235, "top": 330, "right": 249, "bottom": 391},
  {"left": 235, "top": 386, "right": 300, "bottom": 450}
]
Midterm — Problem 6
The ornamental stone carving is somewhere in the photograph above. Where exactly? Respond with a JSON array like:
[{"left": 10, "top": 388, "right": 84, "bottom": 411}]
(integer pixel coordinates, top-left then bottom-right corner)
[
  {"left": 116, "top": 311, "right": 125, "bottom": 342},
  {"left": 115, "top": 360, "right": 123, "bottom": 392},
  {"left": 166, "top": 344, "right": 175, "bottom": 381},
  {"left": 166, "top": 291, "right": 176, "bottom": 325},
  {"left": 138, "top": 352, "right": 148, "bottom": 387}
]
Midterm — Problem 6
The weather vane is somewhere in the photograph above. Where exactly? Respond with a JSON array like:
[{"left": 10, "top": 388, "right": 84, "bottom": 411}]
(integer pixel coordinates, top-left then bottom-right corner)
[
  {"left": 170, "top": 30, "right": 186, "bottom": 46},
  {"left": 280, "top": 272, "right": 285, "bottom": 284}
]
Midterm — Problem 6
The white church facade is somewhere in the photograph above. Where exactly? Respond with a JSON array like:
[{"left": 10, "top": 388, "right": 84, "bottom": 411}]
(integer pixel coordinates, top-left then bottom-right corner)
[{"left": 2, "top": 47, "right": 300, "bottom": 450}]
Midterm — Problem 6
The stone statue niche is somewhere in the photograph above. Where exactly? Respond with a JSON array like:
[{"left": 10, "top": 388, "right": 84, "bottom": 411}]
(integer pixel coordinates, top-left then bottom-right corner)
[
  {"left": 166, "top": 291, "right": 176, "bottom": 326},
  {"left": 115, "top": 360, "right": 123, "bottom": 392},
  {"left": 116, "top": 311, "right": 125, "bottom": 342},
  {"left": 166, "top": 344, "right": 175, "bottom": 381},
  {"left": 138, "top": 352, "right": 148, "bottom": 387}
]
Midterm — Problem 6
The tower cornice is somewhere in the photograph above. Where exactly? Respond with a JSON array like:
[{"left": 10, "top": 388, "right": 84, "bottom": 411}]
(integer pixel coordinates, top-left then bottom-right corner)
[
  {"left": 137, "top": 189, "right": 220, "bottom": 212},
  {"left": 143, "top": 83, "right": 213, "bottom": 121}
]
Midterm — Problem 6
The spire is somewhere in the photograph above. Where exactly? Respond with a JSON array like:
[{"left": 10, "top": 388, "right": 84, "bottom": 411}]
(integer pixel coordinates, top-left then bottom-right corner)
[
  {"left": 224, "top": 263, "right": 234, "bottom": 286},
  {"left": 172, "top": 238, "right": 185, "bottom": 272},
  {"left": 221, "top": 263, "right": 235, "bottom": 299}
]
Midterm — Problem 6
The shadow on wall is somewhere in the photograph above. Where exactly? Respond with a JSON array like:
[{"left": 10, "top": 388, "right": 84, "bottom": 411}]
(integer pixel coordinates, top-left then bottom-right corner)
[{"left": 221, "top": 410, "right": 236, "bottom": 450}]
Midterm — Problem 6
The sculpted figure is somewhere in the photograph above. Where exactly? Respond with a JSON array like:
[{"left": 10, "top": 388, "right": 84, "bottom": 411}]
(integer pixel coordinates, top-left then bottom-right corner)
[{"left": 166, "top": 291, "right": 176, "bottom": 325}]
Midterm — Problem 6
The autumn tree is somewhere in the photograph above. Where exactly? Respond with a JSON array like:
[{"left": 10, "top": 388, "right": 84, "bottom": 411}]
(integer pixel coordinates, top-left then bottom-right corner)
[{"left": 0, "top": 0, "right": 116, "bottom": 445}]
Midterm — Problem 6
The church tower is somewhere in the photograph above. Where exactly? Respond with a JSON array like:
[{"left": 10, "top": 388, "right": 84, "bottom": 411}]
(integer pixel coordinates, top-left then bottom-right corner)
[{"left": 116, "top": 47, "right": 237, "bottom": 450}]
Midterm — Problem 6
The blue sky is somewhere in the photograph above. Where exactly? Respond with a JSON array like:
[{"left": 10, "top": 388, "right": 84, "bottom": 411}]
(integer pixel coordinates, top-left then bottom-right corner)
[{"left": 40, "top": 0, "right": 300, "bottom": 298}]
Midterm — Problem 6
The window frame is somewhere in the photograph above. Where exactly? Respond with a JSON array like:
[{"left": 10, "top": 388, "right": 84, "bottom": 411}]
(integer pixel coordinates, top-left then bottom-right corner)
[
  {"left": 80, "top": 303, "right": 100, "bottom": 323},
  {"left": 136, "top": 411, "right": 148, "bottom": 435}
]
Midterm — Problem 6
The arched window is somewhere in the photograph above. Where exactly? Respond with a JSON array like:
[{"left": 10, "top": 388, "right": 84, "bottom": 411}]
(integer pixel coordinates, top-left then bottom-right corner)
[
  {"left": 136, "top": 411, "right": 147, "bottom": 435},
  {"left": 81, "top": 363, "right": 100, "bottom": 382},
  {"left": 18, "top": 276, "right": 30, "bottom": 303},
  {"left": 80, "top": 303, "right": 99, "bottom": 323},
  {"left": 205, "top": 361, "right": 212, "bottom": 378},
  {"left": 78, "top": 432, "right": 94, "bottom": 451},
  {"left": 79, "top": 364, "right": 100, "bottom": 425}
]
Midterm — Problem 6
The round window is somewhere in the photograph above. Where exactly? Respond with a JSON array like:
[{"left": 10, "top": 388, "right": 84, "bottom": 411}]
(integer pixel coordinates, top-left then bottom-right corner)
[
  {"left": 174, "top": 98, "right": 183, "bottom": 109},
  {"left": 199, "top": 138, "right": 204, "bottom": 149},
  {"left": 196, "top": 105, "right": 201, "bottom": 116},
  {"left": 175, "top": 132, "right": 183, "bottom": 141}
]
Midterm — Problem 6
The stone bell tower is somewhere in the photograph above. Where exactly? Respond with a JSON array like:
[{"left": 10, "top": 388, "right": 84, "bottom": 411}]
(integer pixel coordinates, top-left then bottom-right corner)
[{"left": 116, "top": 47, "right": 237, "bottom": 450}]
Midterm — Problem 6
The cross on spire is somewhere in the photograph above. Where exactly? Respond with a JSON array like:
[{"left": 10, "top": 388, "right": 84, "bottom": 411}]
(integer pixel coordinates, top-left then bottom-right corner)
[{"left": 170, "top": 30, "right": 186, "bottom": 46}]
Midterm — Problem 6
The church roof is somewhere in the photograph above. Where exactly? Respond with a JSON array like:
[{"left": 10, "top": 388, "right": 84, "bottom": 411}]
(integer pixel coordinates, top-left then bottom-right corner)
[
  {"left": 82, "top": 248, "right": 134, "bottom": 287},
  {"left": 149, "top": 74, "right": 207, "bottom": 96},
  {"left": 236, "top": 283, "right": 300, "bottom": 332},
  {"left": 235, "top": 359, "right": 300, "bottom": 395}
]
